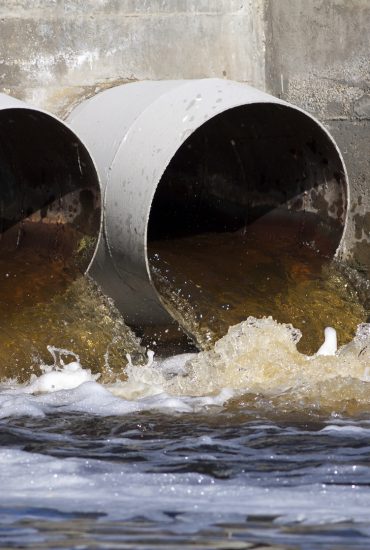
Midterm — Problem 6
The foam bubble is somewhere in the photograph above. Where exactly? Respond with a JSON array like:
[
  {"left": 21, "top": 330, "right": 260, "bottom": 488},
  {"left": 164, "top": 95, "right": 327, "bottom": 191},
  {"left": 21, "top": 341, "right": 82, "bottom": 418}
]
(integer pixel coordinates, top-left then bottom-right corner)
[{"left": 25, "top": 362, "right": 100, "bottom": 394}]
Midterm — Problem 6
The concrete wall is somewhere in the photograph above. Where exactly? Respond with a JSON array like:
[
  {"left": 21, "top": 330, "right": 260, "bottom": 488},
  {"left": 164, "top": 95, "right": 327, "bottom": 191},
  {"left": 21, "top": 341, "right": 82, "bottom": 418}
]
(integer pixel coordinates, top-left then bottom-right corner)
[
  {"left": 0, "top": 0, "right": 369, "bottom": 273},
  {"left": 265, "top": 0, "right": 370, "bottom": 274},
  {"left": 0, "top": 0, "right": 266, "bottom": 116}
]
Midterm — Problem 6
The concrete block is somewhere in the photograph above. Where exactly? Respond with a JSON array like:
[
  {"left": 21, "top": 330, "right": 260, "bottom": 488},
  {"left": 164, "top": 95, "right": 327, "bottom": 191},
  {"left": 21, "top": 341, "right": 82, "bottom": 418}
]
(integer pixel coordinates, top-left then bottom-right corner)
[
  {"left": 265, "top": 0, "right": 370, "bottom": 121},
  {"left": 0, "top": 1, "right": 266, "bottom": 114}
]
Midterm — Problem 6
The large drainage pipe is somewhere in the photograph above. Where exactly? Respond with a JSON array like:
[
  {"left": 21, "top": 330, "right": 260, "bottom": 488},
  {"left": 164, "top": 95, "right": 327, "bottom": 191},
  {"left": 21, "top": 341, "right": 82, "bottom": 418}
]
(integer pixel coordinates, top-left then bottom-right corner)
[
  {"left": 67, "top": 79, "right": 348, "bottom": 326},
  {"left": 0, "top": 93, "right": 101, "bottom": 304}
]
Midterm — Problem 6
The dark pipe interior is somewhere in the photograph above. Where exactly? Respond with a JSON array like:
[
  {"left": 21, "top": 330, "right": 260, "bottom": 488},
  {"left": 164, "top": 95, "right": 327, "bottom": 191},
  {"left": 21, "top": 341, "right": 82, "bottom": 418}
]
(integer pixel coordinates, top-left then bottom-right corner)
[
  {"left": 148, "top": 104, "right": 346, "bottom": 251},
  {"left": 0, "top": 109, "right": 101, "bottom": 272}
]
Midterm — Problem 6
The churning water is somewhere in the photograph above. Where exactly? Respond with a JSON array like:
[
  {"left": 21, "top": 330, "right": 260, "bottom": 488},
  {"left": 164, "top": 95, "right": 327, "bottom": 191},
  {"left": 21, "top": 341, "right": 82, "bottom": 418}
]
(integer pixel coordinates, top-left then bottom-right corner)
[
  {"left": 149, "top": 214, "right": 367, "bottom": 355},
  {"left": 1, "top": 217, "right": 370, "bottom": 548},
  {"left": 1, "top": 316, "right": 370, "bottom": 549}
]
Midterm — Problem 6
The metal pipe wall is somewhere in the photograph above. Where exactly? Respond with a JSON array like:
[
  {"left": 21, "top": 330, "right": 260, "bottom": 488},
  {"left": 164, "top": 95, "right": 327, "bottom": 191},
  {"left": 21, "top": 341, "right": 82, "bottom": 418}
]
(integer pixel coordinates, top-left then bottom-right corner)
[
  {"left": 67, "top": 79, "right": 349, "bottom": 326},
  {"left": 0, "top": 93, "right": 101, "bottom": 282}
]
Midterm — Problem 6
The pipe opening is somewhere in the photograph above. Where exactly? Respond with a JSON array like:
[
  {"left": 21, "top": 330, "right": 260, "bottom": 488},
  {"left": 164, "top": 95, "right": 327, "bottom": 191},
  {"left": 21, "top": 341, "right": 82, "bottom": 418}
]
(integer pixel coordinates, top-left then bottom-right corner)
[
  {"left": 147, "top": 103, "right": 353, "bottom": 354},
  {"left": 148, "top": 104, "right": 346, "bottom": 247},
  {"left": 0, "top": 108, "right": 101, "bottom": 306},
  {"left": 0, "top": 107, "right": 150, "bottom": 381}
]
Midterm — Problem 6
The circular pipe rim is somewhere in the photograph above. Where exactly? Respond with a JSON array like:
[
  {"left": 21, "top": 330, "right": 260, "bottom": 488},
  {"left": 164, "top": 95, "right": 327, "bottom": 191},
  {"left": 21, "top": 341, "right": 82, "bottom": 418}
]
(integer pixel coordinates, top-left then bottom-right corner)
[
  {"left": 67, "top": 79, "right": 349, "bottom": 325},
  {"left": 0, "top": 93, "right": 103, "bottom": 274}
]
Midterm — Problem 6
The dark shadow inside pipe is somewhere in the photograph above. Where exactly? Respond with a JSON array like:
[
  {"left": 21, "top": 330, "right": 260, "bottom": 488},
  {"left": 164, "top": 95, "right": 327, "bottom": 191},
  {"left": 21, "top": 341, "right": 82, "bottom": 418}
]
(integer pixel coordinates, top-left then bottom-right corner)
[
  {"left": 0, "top": 109, "right": 101, "bottom": 307},
  {"left": 0, "top": 109, "right": 100, "bottom": 270},
  {"left": 148, "top": 104, "right": 346, "bottom": 251}
]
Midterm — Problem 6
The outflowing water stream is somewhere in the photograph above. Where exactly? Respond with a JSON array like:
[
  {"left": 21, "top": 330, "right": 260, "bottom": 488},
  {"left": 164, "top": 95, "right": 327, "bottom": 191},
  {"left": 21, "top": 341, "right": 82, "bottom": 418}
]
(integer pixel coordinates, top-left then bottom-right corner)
[
  {"left": 149, "top": 213, "right": 368, "bottom": 355},
  {"left": 1, "top": 214, "right": 370, "bottom": 549}
]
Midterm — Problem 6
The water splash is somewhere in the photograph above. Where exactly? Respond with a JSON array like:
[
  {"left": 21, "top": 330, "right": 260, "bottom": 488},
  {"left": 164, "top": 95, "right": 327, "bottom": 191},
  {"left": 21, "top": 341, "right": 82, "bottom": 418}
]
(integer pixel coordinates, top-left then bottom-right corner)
[
  {"left": 26, "top": 361, "right": 100, "bottom": 394},
  {"left": 0, "top": 316, "right": 369, "bottom": 417},
  {"left": 111, "top": 317, "right": 370, "bottom": 415},
  {"left": 149, "top": 221, "right": 368, "bottom": 355},
  {"left": 0, "top": 275, "right": 146, "bottom": 382}
]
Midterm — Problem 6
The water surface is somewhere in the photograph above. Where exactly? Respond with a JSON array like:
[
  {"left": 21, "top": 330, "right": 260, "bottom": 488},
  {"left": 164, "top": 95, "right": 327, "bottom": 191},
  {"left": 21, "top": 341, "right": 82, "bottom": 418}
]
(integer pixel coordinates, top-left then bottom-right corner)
[
  {"left": 0, "top": 317, "right": 370, "bottom": 549},
  {"left": 2, "top": 407, "right": 370, "bottom": 549}
]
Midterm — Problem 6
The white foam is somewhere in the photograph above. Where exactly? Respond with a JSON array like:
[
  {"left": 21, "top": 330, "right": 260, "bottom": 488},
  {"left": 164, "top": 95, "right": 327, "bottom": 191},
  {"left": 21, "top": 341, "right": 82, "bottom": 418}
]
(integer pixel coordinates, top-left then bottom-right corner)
[
  {"left": 0, "top": 377, "right": 232, "bottom": 419},
  {"left": 25, "top": 362, "right": 100, "bottom": 394},
  {"left": 0, "top": 317, "right": 369, "bottom": 418},
  {"left": 1, "top": 447, "right": 370, "bottom": 527},
  {"left": 315, "top": 327, "right": 338, "bottom": 356},
  {"left": 320, "top": 424, "right": 370, "bottom": 436}
]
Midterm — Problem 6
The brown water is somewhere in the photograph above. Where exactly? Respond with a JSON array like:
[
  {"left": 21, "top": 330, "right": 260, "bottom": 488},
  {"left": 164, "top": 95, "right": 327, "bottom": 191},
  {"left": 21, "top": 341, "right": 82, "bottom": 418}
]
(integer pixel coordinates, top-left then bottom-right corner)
[
  {"left": 0, "top": 225, "right": 145, "bottom": 381},
  {"left": 1, "top": 216, "right": 370, "bottom": 550},
  {"left": 0, "top": 213, "right": 367, "bottom": 383},
  {"left": 149, "top": 214, "right": 368, "bottom": 355}
]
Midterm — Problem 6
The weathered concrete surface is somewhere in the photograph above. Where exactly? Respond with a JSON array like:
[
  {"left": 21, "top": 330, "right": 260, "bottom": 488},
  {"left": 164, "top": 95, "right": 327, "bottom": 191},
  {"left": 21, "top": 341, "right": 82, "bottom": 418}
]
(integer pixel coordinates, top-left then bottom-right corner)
[
  {"left": 265, "top": 0, "right": 370, "bottom": 118},
  {"left": 265, "top": 0, "right": 370, "bottom": 274},
  {"left": 0, "top": 0, "right": 266, "bottom": 117},
  {"left": 329, "top": 120, "right": 370, "bottom": 273},
  {"left": 0, "top": 0, "right": 369, "bottom": 272}
]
